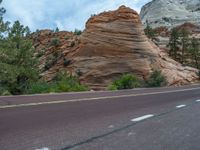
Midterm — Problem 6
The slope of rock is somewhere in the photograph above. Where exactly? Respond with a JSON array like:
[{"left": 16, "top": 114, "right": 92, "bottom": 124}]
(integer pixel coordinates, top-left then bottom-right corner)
[
  {"left": 71, "top": 6, "right": 199, "bottom": 89},
  {"left": 140, "top": 0, "right": 200, "bottom": 28},
  {"left": 32, "top": 6, "right": 199, "bottom": 90}
]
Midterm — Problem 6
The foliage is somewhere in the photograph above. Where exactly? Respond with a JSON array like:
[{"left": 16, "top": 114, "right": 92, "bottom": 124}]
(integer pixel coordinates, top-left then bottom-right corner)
[
  {"left": 168, "top": 28, "right": 180, "bottom": 60},
  {"left": 188, "top": 37, "right": 200, "bottom": 69},
  {"left": 146, "top": 70, "right": 167, "bottom": 87},
  {"left": 63, "top": 58, "right": 71, "bottom": 67},
  {"left": 0, "top": 0, "right": 5, "bottom": 17},
  {"left": 144, "top": 20, "right": 156, "bottom": 39},
  {"left": 74, "top": 29, "right": 82, "bottom": 35},
  {"left": 55, "top": 27, "right": 59, "bottom": 33},
  {"left": 108, "top": 74, "right": 141, "bottom": 90},
  {"left": 50, "top": 38, "right": 60, "bottom": 47},
  {"left": 179, "top": 29, "right": 190, "bottom": 64},
  {"left": 27, "top": 72, "right": 89, "bottom": 94},
  {"left": 0, "top": 20, "right": 39, "bottom": 95}
]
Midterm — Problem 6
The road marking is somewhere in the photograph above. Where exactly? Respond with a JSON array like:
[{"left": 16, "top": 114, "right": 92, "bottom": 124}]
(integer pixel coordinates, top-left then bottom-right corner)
[
  {"left": 108, "top": 125, "right": 114, "bottom": 128},
  {"left": 131, "top": 114, "right": 154, "bottom": 122},
  {"left": 196, "top": 99, "right": 200, "bottom": 102},
  {"left": 35, "top": 148, "right": 50, "bottom": 150},
  {"left": 0, "top": 87, "right": 200, "bottom": 109},
  {"left": 176, "top": 105, "right": 186, "bottom": 108}
]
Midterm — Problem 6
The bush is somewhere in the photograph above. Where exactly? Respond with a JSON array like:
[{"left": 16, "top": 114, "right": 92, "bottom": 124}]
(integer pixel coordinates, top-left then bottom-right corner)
[
  {"left": 44, "top": 54, "right": 58, "bottom": 71},
  {"left": 146, "top": 70, "right": 167, "bottom": 87},
  {"left": 108, "top": 74, "right": 140, "bottom": 90},
  {"left": 50, "top": 38, "right": 60, "bottom": 47},
  {"left": 63, "top": 58, "right": 71, "bottom": 67},
  {"left": 36, "top": 49, "right": 45, "bottom": 58},
  {"left": 27, "top": 72, "right": 89, "bottom": 94},
  {"left": 74, "top": 29, "right": 82, "bottom": 35}
]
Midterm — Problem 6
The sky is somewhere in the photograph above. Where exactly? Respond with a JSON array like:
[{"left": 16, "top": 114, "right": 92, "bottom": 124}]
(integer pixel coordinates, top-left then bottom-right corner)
[{"left": 2, "top": 0, "right": 151, "bottom": 31}]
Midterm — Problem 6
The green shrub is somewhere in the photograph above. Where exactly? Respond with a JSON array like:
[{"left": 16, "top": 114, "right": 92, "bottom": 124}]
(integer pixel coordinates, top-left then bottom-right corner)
[
  {"left": 50, "top": 38, "right": 60, "bottom": 47},
  {"left": 63, "top": 58, "right": 71, "bottom": 67},
  {"left": 26, "top": 82, "right": 53, "bottom": 94},
  {"left": 76, "top": 69, "right": 83, "bottom": 77},
  {"left": 36, "top": 49, "right": 45, "bottom": 58},
  {"left": 27, "top": 72, "right": 89, "bottom": 94},
  {"left": 108, "top": 74, "right": 140, "bottom": 90},
  {"left": 146, "top": 70, "right": 167, "bottom": 87},
  {"left": 74, "top": 29, "right": 82, "bottom": 35}
]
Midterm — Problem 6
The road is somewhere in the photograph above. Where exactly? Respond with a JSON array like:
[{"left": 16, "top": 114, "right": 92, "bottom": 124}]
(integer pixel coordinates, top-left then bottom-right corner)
[{"left": 0, "top": 85, "right": 200, "bottom": 150}]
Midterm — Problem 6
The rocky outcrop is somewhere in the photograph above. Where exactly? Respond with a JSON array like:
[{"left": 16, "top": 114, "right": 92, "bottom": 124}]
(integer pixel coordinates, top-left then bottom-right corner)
[
  {"left": 32, "top": 6, "right": 199, "bottom": 90},
  {"left": 71, "top": 6, "right": 199, "bottom": 89},
  {"left": 140, "top": 0, "right": 200, "bottom": 28}
]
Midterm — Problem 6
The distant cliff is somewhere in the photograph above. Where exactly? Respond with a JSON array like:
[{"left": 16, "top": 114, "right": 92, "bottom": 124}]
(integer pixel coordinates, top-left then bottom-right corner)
[{"left": 140, "top": 0, "right": 200, "bottom": 28}]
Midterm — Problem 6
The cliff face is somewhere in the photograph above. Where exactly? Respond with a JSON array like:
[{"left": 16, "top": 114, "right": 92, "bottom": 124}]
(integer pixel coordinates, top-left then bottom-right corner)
[
  {"left": 32, "top": 6, "right": 199, "bottom": 90},
  {"left": 140, "top": 0, "right": 200, "bottom": 28}
]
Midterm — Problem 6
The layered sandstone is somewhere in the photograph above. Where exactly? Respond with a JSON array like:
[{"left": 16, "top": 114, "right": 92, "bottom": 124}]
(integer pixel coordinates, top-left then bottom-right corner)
[
  {"left": 71, "top": 6, "right": 199, "bottom": 89},
  {"left": 32, "top": 6, "right": 199, "bottom": 90}
]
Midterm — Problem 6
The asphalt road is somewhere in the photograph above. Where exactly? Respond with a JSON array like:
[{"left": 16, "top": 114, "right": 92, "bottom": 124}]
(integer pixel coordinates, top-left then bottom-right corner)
[{"left": 0, "top": 85, "right": 200, "bottom": 150}]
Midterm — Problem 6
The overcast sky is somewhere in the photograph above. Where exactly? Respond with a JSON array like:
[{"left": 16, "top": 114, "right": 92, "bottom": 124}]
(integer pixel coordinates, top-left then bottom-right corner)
[{"left": 2, "top": 0, "right": 151, "bottom": 31}]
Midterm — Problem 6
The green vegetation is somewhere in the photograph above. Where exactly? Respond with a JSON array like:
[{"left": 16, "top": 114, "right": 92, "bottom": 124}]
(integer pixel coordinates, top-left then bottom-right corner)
[
  {"left": 108, "top": 74, "right": 141, "bottom": 90},
  {"left": 189, "top": 37, "right": 200, "bottom": 69},
  {"left": 144, "top": 20, "right": 156, "bottom": 40},
  {"left": 50, "top": 38, "right": 60, "bottom": 47},
  {"left": 168, "top": 27, "right": 200, "bottom": 70},
  {"left": 54, "top": 27, "right": 59, "bottom": 33},
  {"left": 63, "top": 58, "right": 71, "bottom": 67},
  {"left": 168, "top": 28, "right": 180, "bottom": 60},
  {"left": 26, "top": 72, "right": 89, "bottom": 94},
  {"left": 146, "top": 70, "right": 167, "bottom": 87},
  {"left": 0, "top": 19, "right": 39, "bottom": 95},
  {"left": 108, "top": 71, "right": 167, "bottom": 91},
  {"left": 74, "top": 29, "right": 82, "bottom": 35},
  {"left": 0, "top": 1, "right": 89, "bottom": 96},
  {"left": 0, "top": 0, "right": 5, "bottom": 16}
]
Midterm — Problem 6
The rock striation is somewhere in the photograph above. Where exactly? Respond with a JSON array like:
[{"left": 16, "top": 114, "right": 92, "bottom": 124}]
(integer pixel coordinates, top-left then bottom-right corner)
[
  {"left": 140, "top": 0, "right": 200, "bottom": 28},
  {"left": 71, "top": 6, "right": 199, "bottom": 89},
  {"left": 32, "top": 6, "right": 199, "bottom": 90}
]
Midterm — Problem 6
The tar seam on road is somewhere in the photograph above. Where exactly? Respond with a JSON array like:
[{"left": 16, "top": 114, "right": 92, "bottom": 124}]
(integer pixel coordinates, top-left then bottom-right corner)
[
  {"left": 1, "top": 87, "right": 200, "bottom": 109},
  {"left": 60, "top": 100, "right": 199, "bottom": 150}
]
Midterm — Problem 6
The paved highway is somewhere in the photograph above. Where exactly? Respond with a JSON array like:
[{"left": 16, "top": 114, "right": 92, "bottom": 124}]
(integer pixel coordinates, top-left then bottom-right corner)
[{"left": 0, "top": 85, "right": 200, "bottom": 150}]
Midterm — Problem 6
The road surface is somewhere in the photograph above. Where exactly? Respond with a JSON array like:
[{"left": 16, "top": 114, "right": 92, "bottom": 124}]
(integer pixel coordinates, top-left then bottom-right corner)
[{"left": 0, "top": 85, "right": 200, "bottom": 150}]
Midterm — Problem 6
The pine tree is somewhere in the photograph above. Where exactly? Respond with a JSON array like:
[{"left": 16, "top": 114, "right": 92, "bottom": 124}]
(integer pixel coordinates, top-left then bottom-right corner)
[
  {"left": 180, "top": 29, "right": 190, "bottom": 64},
  {"left": 0, "top": 20, "right": 39, "bottom": 95},
  {"left": 0, "top": 0, "right": 5, "bottom": 17},
  {"left": 144, "top": 20, "right": 155, "bottom": 40},
  {"left": 189, "top": 37, "right": 200, "bottom": 69},
  {"left": 168, "top": 28, "right": 180, "bottom": 60}
]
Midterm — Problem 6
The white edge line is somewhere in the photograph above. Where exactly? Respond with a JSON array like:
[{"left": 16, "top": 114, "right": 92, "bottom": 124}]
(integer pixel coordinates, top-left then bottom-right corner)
[
  {"left": 196, "top": 99, "right": 200, "bottom": 102},
  {"left": 35, "top": 147, "right": 50, "bottom": 150},
  {"left": 131, "top": 114, "right": 154, "bottom": 122},
  {"left": 176, "top": 105, "right": 186, "bottom": 108},
  {"left": 0, "top": 87, "right": 200, "bottom": 109}
]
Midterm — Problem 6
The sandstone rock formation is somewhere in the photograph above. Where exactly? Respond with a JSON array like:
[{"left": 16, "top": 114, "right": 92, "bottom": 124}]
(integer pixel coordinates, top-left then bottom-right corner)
[
  {"left": 33, "top": 6, "right": 199, "bottom": 90},
  {"left": 140, "top": 0, "right": 200, "bottom": 28}
]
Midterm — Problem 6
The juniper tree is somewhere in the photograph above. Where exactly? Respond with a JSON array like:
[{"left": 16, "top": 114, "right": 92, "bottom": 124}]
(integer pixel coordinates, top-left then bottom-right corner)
[
  {"left": 144, "top": 20, "right": 155, "bottom": 40},
  {"left": 179, "top": 29, "right": 190, "bottom": 64},
  {"left": 189, "top": 37, "right": 200, "bottom": 69},
  {"left": 168, "top": 28, "right": 180, "bottom": 60}
]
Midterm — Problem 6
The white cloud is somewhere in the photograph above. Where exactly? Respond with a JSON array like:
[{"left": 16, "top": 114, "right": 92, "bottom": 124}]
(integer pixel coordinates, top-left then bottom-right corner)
[{"left": 2, "top": 0, "right": 151, "bottom": 31}]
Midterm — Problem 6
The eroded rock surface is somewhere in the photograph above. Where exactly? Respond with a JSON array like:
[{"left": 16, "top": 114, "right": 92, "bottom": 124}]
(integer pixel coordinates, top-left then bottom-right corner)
[
  {"left": 32, "top": 6, "right": 199, "bottom": 90},
  {"left": 140, "top": 0, "right": 200, "bottom": 28}
]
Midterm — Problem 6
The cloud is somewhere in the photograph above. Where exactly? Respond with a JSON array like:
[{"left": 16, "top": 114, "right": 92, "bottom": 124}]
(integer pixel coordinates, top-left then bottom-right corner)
[{"left": 2, "top": 0, "right": 151, "bottom": 31}]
